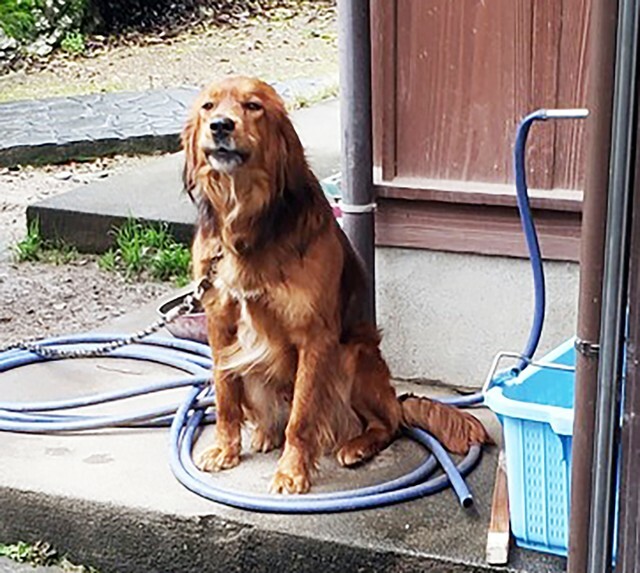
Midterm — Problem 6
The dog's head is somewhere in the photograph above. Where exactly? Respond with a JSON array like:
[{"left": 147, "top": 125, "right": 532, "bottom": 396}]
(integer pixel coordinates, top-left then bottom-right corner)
[{"left": 182, "top": 76, "right": 307, "bottom": 198}]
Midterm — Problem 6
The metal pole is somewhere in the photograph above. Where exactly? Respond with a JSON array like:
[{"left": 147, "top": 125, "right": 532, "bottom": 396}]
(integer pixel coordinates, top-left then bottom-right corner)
[
  {"left": 617, "top": 127, "right": 640, "bottom": 570},
  {"left": 587, "top": 0, "right": 640, "bottom": 569},
  {"left": 337, "top": 0, "right": 375, "bottom": 323},
  {"left": 567, "top": 0, "right": 619, "bottom": 570}
]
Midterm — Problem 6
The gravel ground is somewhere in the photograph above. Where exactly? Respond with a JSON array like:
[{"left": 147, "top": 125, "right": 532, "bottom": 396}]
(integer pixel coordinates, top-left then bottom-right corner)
[
  {"left": 0, "top": 157, "right": 173, "bottom": 346},
  {"left": 0, "top": 4, "right": 337, "bottom": 102}
]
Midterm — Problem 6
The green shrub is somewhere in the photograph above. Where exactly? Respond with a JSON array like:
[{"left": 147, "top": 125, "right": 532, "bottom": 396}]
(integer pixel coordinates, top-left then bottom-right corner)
[
  {"left": 0, "top": 0, "right": 39, "bottom": 41},
  {"left": 0, "top": 0, "right": 88, "bottom": 55}
]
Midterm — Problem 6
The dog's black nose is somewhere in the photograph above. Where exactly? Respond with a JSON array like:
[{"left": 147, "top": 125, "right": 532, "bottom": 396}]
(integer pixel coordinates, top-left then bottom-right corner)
[{"left": 210, "top": 116, "right": 235, "bottom": 135}]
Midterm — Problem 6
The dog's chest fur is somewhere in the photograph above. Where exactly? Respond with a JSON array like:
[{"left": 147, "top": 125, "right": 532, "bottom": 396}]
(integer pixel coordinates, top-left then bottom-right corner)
[{"left": 214, "top": 252, "right": 299, "bottom": 383}]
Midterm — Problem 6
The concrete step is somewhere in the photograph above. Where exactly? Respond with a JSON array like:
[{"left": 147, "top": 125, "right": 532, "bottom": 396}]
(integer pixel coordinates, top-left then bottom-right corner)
[
  {"left": 27, "top": 100, "right": 341, "bottom": 253},
  {"left": 0, "top": 293, "right": 566, "bottom": 573}
]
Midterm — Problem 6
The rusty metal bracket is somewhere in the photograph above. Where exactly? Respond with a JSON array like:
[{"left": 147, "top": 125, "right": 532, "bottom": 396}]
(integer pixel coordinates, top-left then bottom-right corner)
[{"left": 574, "top": 338, "right": 601, "bottom": 359}]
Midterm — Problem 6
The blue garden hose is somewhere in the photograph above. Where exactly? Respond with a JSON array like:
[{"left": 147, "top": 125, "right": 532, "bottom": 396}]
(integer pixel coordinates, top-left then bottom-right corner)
[
  {"left": 460, "top": 108, "right": 589, "bottom": 404},
  {"left": 0, "top": 334, "right": 480, "bottom": 511},
  {"left": 512, "top": 109, "right": 587, "bottom": 371}
]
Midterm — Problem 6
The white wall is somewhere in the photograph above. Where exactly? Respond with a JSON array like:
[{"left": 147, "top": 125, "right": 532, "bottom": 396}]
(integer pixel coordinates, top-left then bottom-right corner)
[{"left": 376, "top": 247, "right": 579, "bottom": 388}]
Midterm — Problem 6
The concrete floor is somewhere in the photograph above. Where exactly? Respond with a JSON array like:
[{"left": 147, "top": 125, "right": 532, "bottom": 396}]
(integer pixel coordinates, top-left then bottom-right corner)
[{"left": 0, "top": 295, "right": 566, "bottom": 573}]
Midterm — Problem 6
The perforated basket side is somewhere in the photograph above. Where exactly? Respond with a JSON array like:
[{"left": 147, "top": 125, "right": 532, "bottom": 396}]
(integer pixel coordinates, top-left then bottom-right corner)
[{"left": 503, "top": 415, "right": 571, "bottom": 556}]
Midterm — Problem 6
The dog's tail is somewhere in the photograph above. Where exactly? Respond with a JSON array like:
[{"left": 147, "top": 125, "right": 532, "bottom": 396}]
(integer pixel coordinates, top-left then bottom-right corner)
[{"left": 398, "top": 393, "right": 493, "bottom": 454}]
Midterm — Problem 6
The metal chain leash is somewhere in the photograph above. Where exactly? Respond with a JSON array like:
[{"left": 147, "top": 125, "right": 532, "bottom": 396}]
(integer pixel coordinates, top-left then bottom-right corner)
[{"left": 0, "top": 278, "right": 212, "bottom": 360}]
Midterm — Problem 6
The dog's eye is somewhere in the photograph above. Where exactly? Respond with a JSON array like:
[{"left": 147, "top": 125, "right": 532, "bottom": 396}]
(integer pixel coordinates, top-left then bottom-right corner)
[
  {"left": 244, "top": 101, "right": 263, "bottom": 112},
  {"left": 201, "top": 102, "right": 214, "bottom": 111}
]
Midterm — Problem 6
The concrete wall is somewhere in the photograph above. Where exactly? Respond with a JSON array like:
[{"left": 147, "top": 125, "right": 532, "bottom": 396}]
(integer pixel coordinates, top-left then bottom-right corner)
[{"left": 376, "top": 247, "right": 580, "bottom": 389}]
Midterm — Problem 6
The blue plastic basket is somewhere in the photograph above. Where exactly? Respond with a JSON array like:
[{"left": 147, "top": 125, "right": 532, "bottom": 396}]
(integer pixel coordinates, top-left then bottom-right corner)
[{"left": 484, "top": 338, "right": 576, "bottom": 557}]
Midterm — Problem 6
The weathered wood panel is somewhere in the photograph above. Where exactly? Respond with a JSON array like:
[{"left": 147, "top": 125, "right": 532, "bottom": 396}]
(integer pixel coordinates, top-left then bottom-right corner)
[
  {"left": 375, "top": 198, "right": 581, "bottom": 261},
  {"left": 372, "top": 0, "right": 589, "bottom": 192},
  {"left": 554, "top": 0, "right": 590, "bottom": 190}
]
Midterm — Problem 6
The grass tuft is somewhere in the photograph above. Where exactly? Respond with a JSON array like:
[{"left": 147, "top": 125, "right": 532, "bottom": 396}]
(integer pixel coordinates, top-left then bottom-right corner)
[
  {"left": 15, "top": 218, "right": 190, "bottom": 285},
  {"left": 97, "top": 248, "right": 117, "bottom": 272},
  {"left": 289, "top": 83, "right": 339, "bottom": 111},
  {"left": 14, "top": 219, "right": 78, "bottom": 264},
  {"left": 14, "top": 218, "right": 43, "bottom": 262},
  {"left": 100, "top": 219, "right": 191, "bottom": 286}
]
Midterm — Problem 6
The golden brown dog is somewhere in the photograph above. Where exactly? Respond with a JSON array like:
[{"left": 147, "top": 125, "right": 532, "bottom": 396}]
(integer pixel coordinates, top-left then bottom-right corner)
[{"left": 182, "top": 76, "right": 490, "bottom": 494}]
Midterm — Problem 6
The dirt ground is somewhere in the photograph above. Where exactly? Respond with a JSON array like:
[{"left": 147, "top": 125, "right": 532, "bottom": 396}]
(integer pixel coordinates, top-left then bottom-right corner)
[
  {"left": 0, "top": 3, "right": 338, "bottom": 346},
  {"left": 0, "top": 157, "right": 172, "bottom": 346},
  {"left": 0, "top": 4, "right": 337, "bottom": 102}
]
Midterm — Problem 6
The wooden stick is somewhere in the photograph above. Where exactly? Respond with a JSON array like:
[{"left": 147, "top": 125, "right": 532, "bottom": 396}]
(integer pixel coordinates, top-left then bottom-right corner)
[{"left": 486, "top": 450, "right": 510, "bottom": 565}]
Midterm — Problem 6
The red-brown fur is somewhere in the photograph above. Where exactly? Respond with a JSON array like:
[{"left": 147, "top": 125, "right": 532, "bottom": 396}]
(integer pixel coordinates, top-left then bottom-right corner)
[{"left": 182, "top": 76, "right": 490, "bottom": 494}]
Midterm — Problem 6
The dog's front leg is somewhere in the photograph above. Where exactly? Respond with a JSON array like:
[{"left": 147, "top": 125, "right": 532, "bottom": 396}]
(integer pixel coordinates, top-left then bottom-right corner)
[
  {"left": 270, "top": 335, "right": 336, "bottom": 494},
  {"left": 198, "top": 369, "right": 243, "bottom": 472},
  {"left": 198, "top": 298, "right": 244, "bottom": 472}
]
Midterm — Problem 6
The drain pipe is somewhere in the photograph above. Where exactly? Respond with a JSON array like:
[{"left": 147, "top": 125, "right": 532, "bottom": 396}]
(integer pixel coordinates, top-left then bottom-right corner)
[
  {"left": 567, "top": 1, "right": 618, "bottom": 571},
  {"left": 617, "top": 106, "right": 640, "bottom": 571},
  {"left": 337, "top": 0, "right": 376, "bottom": 323},
  {"left": 586, "top": 0, "right": 640, "bottom": 568}
]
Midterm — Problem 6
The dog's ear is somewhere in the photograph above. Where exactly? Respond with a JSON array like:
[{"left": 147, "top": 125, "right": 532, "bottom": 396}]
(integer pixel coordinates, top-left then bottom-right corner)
[
  {"left": 181, "top": 112, "right": 200, "bottom": 202},
  {"left": 277, "top": 112, "right": 309, "bottom": 192}
]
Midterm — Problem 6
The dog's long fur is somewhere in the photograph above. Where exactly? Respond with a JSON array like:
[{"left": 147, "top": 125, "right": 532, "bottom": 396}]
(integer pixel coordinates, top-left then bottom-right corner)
[{"left": 182, "top": 76, "right": 490, "bottom": 494}]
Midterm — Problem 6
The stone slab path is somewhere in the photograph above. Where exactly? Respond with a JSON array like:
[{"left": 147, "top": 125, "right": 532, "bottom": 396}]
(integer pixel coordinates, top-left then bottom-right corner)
[{"left": 0, "top": 77, "right": 335, "bottom": 167}]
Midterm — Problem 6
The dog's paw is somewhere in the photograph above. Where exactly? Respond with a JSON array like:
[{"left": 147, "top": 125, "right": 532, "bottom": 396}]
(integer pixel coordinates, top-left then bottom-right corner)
[
  {"left": 336, "top": 444, "right": 368, "bottom": 467},
  {"left": 336, "top": 433, "right": 387, "bottom": 467},
  {"left": 196, "top": 446, "right": 240, "bottom": 472},
  {"left": 269, "top": 468, "right": 311, "bottom": 494}
]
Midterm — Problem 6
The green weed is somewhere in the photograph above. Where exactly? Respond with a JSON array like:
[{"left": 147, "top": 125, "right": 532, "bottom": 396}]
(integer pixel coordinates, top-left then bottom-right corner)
[
  {"left": 150, "top": 243, "right": 192, "bottom": 285},
  {"left": 306, "top": 30, "right": 336, "bottom": 43},
  {"left": 101, "top": 219, "right": 191, "bottom": 286},
  {"left": 45, "top": 241, "right": 79, "bottom": 265},
  {"left": 14, "top": 219, "right": 78, "bottom": 264},
  {"left": 0, "top": 541, "right": 56, "bottom": 566},
  {"left": 14, "top": 218, "right": 43, "bottom": 262},
  {"left": 97, "top": 249, "right": 117, "bottom": 272},
  {"left": 60, "top": 30, "right": 85, "bottom": 55},
  {"left": 113, "top": 219, "right": 146, "bottom": 276},
  {"left": 0, "top": 541, "right": 99, "bottom": 572}
]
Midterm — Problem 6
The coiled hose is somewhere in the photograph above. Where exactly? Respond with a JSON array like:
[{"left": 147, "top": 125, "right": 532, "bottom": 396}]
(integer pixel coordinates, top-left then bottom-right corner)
[{"left": 0, "top": 334, "right": 480, "bottom": 511}]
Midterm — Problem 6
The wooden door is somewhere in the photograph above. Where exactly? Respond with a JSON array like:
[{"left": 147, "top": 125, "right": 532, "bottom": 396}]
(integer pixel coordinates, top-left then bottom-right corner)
[{"left": 371, "top": 0, "right": 590, "bottom": 260}]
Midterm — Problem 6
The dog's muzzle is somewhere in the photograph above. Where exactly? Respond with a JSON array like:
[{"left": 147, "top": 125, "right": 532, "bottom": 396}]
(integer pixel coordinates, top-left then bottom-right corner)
[{"left": 205, "top": 117, "right": 248, "bottom": 171}]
